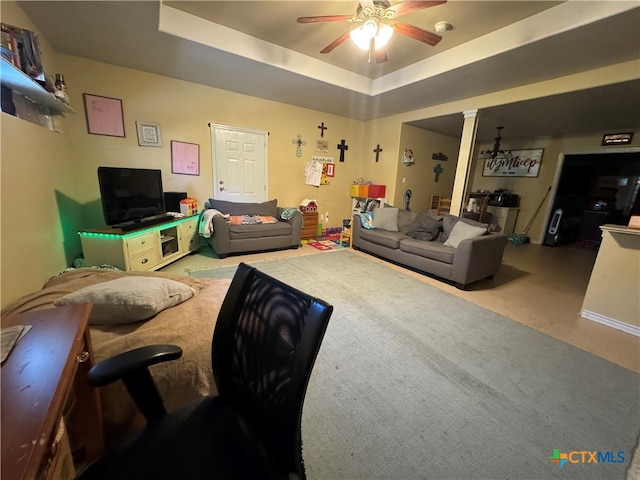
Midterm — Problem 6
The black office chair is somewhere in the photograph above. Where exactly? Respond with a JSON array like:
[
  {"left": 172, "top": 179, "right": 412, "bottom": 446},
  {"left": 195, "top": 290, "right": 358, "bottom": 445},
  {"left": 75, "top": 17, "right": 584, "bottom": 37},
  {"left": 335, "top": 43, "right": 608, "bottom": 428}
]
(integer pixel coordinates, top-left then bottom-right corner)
[{"left": 78, "top": 262, "right": 333, "bottom": 480}]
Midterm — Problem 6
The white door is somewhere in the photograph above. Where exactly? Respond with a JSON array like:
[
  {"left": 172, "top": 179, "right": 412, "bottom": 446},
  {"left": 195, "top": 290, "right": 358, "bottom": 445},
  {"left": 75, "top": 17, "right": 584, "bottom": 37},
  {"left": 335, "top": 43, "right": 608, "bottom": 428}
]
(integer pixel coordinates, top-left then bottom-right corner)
[{"left": 210, "top": 124, "right": 268, "bottom": 203}]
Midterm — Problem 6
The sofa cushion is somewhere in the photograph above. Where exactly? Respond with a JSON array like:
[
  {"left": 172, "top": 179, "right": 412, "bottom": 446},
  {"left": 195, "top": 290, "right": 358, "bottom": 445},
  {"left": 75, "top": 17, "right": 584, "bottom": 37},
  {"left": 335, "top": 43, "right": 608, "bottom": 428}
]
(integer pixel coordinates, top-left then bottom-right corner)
[
  {"left": 398, "top": 238, "right": 455, "bottom": 264},
  {"left": 442, "top": 215, "right": 488, "bottom": 241},
  {"left": 444, "top": 221, "right": 487, "bottom": 248},
  {"left": 358, "top": 228, "right": 405, "bottom": 249},
  {"left": 208, "top": 198, "right": 277, "bottom": 217},
  {"left": 405, "top": 213, "right": 442, "bottom": 241},
  {"left": 228, "top": 222, "right": 292, "bottom": 240},
  {"left": 373, "top": 207, "right": 399, "bottom": 231}
]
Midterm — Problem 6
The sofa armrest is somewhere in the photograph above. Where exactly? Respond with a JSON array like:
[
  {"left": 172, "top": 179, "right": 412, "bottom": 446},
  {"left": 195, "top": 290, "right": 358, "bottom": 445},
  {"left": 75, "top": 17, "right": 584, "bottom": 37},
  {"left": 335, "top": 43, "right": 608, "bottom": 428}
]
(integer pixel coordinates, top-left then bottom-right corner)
[
  {"left": 211, "top": 214, "right": 232, "bottom": 252},
  {"left": 352, "top": 214, "right": 363, "bottom": 247},
  {"left": 278, "top": 208, "right": 303, "bottom": 245},
  {"left": 452, "top": 233, "right": 508, "bottom": 286}
]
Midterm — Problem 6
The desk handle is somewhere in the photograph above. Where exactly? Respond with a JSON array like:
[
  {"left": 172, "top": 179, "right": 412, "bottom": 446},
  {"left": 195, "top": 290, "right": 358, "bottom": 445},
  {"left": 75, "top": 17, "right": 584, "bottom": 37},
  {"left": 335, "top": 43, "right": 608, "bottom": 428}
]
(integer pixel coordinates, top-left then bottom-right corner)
[{"left": 77, "top": 351, "right": 90, "bottom": 363}]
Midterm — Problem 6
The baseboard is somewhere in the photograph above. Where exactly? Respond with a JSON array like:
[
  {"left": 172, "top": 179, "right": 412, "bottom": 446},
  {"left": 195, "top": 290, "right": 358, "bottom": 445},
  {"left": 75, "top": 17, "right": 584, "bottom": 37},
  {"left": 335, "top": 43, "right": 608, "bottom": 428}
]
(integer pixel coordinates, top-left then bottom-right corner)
[{"left": 580, "top": 310, "right": 640, "bottom": 337}]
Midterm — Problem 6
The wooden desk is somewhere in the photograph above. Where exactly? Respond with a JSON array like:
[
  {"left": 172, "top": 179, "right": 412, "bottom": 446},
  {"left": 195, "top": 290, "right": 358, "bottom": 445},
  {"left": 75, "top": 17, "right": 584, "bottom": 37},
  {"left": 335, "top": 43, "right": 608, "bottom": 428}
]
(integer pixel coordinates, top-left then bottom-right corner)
[{"left": 1, "top": 305, "right": 104, "bottom": 479}]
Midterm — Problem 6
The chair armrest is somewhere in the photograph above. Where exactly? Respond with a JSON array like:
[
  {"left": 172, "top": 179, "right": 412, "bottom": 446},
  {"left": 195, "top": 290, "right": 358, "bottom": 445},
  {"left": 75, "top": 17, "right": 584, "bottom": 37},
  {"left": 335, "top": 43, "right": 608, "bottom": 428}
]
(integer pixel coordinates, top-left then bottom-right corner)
[
  {"left": 88, "top": 344, "right": 183, "bottom": 387},
  {"left": 87, "top": 345, "right": 182, "bottom": 423}
]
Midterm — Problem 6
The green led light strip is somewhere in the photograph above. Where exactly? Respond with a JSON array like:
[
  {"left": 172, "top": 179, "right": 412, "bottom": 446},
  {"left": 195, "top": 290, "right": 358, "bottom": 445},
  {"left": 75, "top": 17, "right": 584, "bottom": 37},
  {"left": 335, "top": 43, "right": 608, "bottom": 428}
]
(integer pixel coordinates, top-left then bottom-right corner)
[{"left": 79, "top": 217, "right": 192, "bottom": 239}]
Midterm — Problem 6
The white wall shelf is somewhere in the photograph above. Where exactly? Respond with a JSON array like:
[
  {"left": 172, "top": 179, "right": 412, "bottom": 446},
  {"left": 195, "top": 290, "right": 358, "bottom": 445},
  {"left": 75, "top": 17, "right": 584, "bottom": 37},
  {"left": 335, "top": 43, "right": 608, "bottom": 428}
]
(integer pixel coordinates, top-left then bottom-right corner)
[{"left": 1, "top": 58, "right": 74, "bottom": 115}]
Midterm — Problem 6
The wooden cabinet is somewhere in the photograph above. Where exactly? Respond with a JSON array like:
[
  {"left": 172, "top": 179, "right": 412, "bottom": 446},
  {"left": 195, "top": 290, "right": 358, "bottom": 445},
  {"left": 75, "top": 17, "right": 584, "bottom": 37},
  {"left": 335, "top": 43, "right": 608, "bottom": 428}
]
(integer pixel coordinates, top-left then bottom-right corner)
[
  {"left": 1, "top": 305, "right": 104, "bottom": 480},
  {"left": 485, "top": 206, "right": 519, "bottom": 234},
  {"left": 80, "top": 215, "right": 199, "bottom": 271},
  {"left": 301, "top": 212, "right": 318, "bottom": 240}
]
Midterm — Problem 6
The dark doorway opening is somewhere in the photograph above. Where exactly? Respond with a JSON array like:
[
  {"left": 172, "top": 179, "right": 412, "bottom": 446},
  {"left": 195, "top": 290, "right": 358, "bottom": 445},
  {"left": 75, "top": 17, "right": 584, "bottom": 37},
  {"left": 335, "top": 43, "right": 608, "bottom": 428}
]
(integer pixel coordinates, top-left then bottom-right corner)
[{"left": 543, "top": 151, "right": 640, "bottom": 247}]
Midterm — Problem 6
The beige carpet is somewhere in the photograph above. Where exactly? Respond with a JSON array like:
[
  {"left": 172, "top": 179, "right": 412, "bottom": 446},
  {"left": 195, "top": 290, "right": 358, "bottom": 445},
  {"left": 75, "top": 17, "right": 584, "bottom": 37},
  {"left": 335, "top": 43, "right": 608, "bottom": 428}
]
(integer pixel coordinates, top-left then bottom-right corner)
[{"left": 192, "top": 250, "right": 640, "bottom": 479}]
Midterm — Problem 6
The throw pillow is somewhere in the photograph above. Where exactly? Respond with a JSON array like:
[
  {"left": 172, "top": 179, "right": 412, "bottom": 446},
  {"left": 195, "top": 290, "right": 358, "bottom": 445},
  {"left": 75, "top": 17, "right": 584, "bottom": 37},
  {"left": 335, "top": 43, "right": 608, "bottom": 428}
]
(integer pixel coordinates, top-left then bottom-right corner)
[
  {"left": 443, "top": 221, "right": 487, "bottom": 248},
  {"left": 397, "top": 209, "right": 415, "bottom": 232},
  {"left": 442, "top": 215, "right": 488, "bottom": 241},
  {"left": 373, "top": 207, "right": 399, "bottom": 231},
  {"left": 406, "top": 213, "right": 442, "bottom": 241},
  {"left": 54, "top": 277, "right": 196, "bottom": 325}
]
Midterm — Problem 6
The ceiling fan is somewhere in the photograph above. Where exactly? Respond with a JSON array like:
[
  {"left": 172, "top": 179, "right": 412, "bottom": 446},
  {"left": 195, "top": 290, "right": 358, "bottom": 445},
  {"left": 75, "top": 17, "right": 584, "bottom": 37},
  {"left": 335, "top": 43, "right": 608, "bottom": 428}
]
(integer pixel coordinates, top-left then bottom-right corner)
[{"left": 297, "top": 0, "right": 447, "bottom": 63}]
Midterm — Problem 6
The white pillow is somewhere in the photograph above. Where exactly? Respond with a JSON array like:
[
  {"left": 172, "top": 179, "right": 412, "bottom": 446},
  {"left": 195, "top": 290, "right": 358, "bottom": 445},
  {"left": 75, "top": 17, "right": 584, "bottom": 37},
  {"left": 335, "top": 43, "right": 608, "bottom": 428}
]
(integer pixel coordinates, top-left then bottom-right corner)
[
  {"left": 443, "top": 221, "right": 486, "bottom": 248},
  {"left": 373, "top": 207, "right": 399, "bottom": 232},
  {"left": 54, "top": 276, "right": 195, "bottom": 325}
]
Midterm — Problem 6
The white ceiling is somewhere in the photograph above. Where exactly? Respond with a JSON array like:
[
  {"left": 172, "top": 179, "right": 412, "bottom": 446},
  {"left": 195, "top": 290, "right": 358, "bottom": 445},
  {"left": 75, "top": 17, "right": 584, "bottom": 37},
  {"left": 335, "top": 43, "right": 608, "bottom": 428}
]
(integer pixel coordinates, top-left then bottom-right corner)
[{"left": 15, "top": 0, "right": 640, "bottom": 142}]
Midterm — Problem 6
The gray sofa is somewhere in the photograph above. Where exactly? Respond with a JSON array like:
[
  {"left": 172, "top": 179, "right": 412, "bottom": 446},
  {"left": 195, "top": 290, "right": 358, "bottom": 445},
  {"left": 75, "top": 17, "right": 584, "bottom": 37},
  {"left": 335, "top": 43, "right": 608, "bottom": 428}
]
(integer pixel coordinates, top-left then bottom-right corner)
[
  {"left": 352, "top": 207, "right": 508, "bottom": 289},
  {"left": 205, "top": 198, "right": 302, "bottom": 258}
]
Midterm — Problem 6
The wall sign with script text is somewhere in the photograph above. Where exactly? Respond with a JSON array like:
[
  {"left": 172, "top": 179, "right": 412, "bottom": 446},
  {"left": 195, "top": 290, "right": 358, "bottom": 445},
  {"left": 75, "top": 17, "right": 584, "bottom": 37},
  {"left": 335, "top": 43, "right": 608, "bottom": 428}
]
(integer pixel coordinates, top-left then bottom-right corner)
[{"left": 482, "top": 149, "right": 543, "bottom": 177}]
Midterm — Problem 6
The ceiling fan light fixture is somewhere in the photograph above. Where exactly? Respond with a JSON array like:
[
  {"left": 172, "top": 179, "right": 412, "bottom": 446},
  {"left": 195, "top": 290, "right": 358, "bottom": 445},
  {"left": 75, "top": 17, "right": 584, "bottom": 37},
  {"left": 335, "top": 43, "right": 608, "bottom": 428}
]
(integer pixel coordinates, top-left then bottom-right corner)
[
  {"left": 350, "top": 20, "right": 393, "bottom": 51},
  {"left": 350, "top": 19, "right": 378, "bottom": 50},
  {"left": 374, "top": 24, "right": 393, "bottom": 49}
]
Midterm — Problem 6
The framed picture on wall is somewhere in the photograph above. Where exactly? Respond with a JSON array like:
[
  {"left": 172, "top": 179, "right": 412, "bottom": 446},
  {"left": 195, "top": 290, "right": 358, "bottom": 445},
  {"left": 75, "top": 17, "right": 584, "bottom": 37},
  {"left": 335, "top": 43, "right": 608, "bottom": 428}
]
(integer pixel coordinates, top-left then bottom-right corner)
[
  {"left": 481, "top": 149, "right": 543, "bottom": 177},
  {"left": 171, "top": 140, "right": 200, "bottom": 176},
  {"left": 136, "top": 121, "right": 162, "bottom": 147},
  {"left": 83, "top": 93, "right": 125, "bottom": 137}
]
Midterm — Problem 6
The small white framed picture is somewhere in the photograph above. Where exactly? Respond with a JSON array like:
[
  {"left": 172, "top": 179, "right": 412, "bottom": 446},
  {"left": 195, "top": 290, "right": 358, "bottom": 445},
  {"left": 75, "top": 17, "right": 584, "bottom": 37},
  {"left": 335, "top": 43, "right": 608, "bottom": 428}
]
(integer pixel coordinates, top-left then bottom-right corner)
[{"left": 136, "top": 121, "right": 162, "bottom": 147}]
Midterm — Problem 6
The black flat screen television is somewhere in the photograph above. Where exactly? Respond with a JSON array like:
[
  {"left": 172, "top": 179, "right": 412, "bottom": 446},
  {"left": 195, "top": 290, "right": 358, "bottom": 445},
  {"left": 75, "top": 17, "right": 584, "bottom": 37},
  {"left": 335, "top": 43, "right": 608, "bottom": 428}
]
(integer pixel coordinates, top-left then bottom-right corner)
[{"left": 97, "top": 167, "right": 167, "bottom": 227}]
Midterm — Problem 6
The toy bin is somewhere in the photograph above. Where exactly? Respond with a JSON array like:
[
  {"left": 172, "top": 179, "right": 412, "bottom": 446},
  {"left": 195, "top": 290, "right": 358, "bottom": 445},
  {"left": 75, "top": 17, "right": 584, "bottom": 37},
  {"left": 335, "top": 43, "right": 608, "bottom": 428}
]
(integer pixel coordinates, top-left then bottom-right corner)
[{"left": 368, "top": 185, "right": 386, "bottom": 197}]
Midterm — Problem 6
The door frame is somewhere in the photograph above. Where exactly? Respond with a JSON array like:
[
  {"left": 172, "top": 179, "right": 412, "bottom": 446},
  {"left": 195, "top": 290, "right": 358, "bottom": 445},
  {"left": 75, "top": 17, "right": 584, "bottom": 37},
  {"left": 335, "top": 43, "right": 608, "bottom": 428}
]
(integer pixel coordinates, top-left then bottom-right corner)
[
  {"left": 539, "top": 146, "right": 640, "bottom": 244},
  {"left": 209, "top": 123, "right": 269, "bottom": 202}
]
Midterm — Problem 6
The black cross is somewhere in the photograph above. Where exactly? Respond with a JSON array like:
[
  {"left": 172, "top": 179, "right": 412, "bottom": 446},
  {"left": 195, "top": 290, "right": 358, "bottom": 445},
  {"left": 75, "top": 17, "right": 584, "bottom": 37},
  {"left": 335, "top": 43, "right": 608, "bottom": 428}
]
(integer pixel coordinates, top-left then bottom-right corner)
[
  {"left": 318, "top": 122, "right": 327, "bottom": 138},
  {"left": 373, "top": 144, "right": 383, "bottom": 162},
  {"left": 337, "top": 139, "right": 349, "bottom": 162},
  {"left": 434, "top": 163, "right": 443, "bottom": 182}
]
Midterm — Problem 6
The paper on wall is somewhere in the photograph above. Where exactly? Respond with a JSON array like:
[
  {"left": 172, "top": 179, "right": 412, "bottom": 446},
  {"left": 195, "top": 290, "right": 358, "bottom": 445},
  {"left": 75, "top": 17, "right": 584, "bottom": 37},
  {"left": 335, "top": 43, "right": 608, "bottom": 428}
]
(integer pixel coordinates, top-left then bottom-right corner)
[{"left": 305, "top": 159, "right": 323, "bottom": 186}]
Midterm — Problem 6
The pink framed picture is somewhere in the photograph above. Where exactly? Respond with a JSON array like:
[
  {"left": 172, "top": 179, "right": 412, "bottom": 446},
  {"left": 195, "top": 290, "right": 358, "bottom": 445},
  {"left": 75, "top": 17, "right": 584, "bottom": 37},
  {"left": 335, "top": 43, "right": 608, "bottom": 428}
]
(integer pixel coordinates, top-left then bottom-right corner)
[
  {"left": 171, "top": 140, "right": 200, "bottom": 176},
  {"left": 83, "top": 93, "right": 125, "bottom": 137}
]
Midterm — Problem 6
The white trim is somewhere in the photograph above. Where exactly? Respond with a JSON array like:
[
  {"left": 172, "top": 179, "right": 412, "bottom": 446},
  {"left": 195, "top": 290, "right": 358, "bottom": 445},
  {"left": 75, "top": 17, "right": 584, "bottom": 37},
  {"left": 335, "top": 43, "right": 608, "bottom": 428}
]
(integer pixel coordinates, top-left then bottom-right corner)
[{"left": 580, "top": 310, "right": 640, "bottom": 337}]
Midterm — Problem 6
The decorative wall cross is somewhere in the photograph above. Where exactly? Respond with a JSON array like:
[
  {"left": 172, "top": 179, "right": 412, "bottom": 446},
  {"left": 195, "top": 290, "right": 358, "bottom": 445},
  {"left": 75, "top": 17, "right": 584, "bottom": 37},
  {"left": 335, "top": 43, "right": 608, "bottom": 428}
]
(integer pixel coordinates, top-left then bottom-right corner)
[
  {"left": 292, "top": 134, "right": 306, "bottom": 157},
  {"left": 318, "top": 122, "right": 328, "bottom": 138},
  {"left": 373, "top": 144, "right": 383, "bottom": 162},
  {"left": 434, "top": 163, "right": 443, "bottom": 182},
  {"left": 337, "top": 139, "right": 349, "bottom": 162}
]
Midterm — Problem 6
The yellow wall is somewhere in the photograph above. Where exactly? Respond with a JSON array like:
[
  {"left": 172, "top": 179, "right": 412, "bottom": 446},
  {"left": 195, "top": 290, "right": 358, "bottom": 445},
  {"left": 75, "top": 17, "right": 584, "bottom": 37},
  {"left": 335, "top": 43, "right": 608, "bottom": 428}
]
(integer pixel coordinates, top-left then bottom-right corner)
[
  {"left": 395, "top": 124, "right": 461, "bottom": 212},
  {"left": 58, "top": 55, "right": 367, "bottom": 227},
  {"left": 1, "top": 1, "right": 79, "bottom": 306}
]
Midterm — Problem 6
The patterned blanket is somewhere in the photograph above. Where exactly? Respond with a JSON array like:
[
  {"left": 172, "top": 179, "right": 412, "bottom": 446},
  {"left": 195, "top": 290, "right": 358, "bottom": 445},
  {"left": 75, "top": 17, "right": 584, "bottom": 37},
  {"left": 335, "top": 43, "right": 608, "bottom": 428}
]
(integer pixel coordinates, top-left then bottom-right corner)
[{"left": 229, "top": 215, "right": 278, "bottom": 225}]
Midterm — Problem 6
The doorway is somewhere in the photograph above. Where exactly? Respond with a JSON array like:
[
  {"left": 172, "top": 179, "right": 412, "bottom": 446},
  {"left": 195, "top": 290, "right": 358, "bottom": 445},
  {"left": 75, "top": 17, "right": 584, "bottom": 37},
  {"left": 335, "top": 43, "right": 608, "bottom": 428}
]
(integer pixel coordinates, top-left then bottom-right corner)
[
  {"left": 210, "top": 124, "right": 268, "bottom": 203},
  {"left": 543, "top": 150, "right": 640, "bottom": 247}
]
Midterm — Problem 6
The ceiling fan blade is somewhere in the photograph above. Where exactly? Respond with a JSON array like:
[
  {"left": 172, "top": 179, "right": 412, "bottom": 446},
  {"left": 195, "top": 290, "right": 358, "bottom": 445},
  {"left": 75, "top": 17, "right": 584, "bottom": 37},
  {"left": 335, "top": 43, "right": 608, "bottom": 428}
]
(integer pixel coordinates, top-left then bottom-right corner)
[
  {"left": 394, "top": 21, "right": 442, "bottom": 46},
  {"left": 297, "top": 15, "right": 353, "bottom": 24},
  {"left": 320, "top": 31, "right": 352, "bottom": 54},
  {"left": 375, "top": 48, "right": 388, "bottom": 63},
  {"left": 385, "top": 0, "right": 447, "bottom": 18}
]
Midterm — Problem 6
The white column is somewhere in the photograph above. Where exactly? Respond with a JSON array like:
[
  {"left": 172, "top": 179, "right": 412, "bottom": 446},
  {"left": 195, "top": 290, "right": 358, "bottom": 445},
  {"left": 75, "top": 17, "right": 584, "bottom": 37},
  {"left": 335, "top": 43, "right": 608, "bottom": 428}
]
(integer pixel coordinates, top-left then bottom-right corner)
[{"left": 451, "top": 110, "right": 480, "bottom": 215}]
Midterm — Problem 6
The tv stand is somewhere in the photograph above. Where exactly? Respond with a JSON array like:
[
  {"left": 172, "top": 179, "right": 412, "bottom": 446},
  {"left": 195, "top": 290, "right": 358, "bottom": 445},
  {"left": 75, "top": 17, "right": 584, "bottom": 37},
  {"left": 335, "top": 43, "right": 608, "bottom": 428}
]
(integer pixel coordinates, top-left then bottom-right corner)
[
  {"left": 118, "top": 214, "right": 175, "bottom": 232},
  {"left": 79, "top": 215, "right": 199, "bottom": 271}
]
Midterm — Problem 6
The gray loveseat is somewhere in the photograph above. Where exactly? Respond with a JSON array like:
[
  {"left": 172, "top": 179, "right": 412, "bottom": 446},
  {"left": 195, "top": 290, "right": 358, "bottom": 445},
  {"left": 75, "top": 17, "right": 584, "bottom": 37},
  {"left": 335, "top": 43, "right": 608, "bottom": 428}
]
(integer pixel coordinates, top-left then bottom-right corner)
[
  {"left": 352, "top": 207, "right": 508, "bottom": 289},
  {"left": 204, "top": 198, "right": 302, "bottom": 258}
]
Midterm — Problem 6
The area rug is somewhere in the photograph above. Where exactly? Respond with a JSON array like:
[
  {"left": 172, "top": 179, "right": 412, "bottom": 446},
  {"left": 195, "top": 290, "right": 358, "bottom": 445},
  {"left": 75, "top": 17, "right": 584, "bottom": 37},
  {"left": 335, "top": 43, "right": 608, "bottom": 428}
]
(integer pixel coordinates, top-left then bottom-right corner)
[
  {"left": 191, "top": 250, "right": 640, "bottom": 479},
  {"left": 303, "top": 233, "right": 346, "bottom": 252}
]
